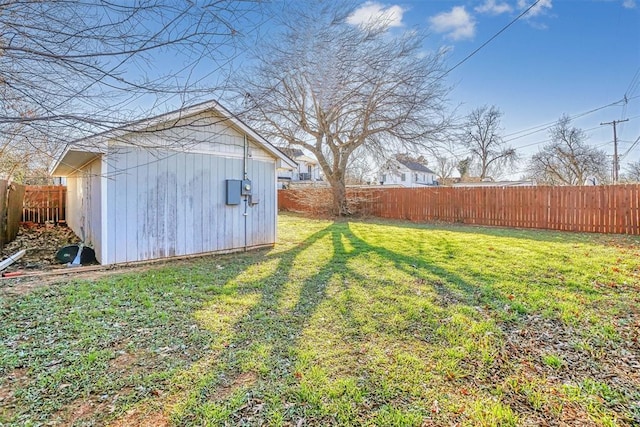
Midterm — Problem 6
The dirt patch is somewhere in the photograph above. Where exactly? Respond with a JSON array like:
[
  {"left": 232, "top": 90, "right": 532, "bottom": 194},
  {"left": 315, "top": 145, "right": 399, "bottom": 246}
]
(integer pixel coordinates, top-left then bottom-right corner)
[
  {"left": 107, "top": 389, "right": 193, "bottom": 427},
  {"left": 108, "top": 404, "right": 171, "bottom": 427},
  {"left": 0, "top": 246, "right": 257, "bottom": 297},
  {"left": 106, "top": 349, "right": 162, "bottom": 382},
  {"left": 108, "top": 351, "right": 140, "bottom": 374},
  {"left": 50, "top": 397, "right": 116, "bottom": 427},
  {"left": 65, "top": 400, "right": 111, "bottom": 426},
  {"left": 212, "top": 371, "right": 258, "bottom": 402},
  {"left": 0, "top": 264, "right": 157, "bottom": 297}
]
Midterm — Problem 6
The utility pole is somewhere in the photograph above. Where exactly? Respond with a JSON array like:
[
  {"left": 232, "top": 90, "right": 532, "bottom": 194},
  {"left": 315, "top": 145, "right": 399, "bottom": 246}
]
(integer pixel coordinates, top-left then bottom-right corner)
[{"left": 601, "top": 118, "right": 629, "bottom": 183}]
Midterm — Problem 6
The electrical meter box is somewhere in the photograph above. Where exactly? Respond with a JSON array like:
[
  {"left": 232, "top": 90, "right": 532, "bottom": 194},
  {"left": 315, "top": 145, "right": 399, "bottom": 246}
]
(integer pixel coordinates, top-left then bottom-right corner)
[
  {"left": 241, "top": 179, "right": 252, "bottom": 196},
  {"left": 225, "top": 179, "right": 241, "bottom": 205}
]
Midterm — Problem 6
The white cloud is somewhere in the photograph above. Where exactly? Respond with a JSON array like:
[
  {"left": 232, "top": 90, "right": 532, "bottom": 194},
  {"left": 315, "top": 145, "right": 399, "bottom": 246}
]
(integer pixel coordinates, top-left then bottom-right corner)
[
  {"left": 429, "top": 6, "right": 476, "bottom": 41},
  {"left": 346, "top": 2, "right": 405, "bottom": 29},
  {"left": 518, "top": 0, "right": 553, "bottom": 17},
  {"left": 528, "top": 21, "right": 548, "bottom": 30},
  {"left": 475, "top": 0, "right": 513, "bottom": 15},
  {"left": 623, "top": 0, "right": 636, "bottom": 9}
]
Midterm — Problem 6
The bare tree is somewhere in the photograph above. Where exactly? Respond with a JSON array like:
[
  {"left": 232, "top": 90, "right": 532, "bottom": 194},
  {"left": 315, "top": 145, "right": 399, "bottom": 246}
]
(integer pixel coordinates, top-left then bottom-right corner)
[
  {"left": 0, "top": 131, "right": 58, "bottom": 184},
  {"left": 0, "top": 92, "right": 62, "bottom": 182},
  {"left": 240, "top": 1, "right": 450, "bottom": 215},
  {"left": 624, "top": 161, "right": 640, "bottom": 182},
  {"left": 459, "top": 105, "right": 517, "bottom": 179},
  {"left": 432, "top": 153, "right": 457, "bottom": 183},
  {"left": 0, "top": 0, "right": 262, "bottom": 170},
  {"left": 345, "top": 151, "right": 377, "bottom": 185},
  {"left": 526, "top": 115, "right": 609, "bottom": 185}
]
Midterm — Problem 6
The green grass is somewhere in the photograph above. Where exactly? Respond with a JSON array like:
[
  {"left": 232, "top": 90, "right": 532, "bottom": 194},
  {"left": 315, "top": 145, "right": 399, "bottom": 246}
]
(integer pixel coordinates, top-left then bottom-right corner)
[{"left": 1, "top": 213, "right": 639, "bottom": 426}]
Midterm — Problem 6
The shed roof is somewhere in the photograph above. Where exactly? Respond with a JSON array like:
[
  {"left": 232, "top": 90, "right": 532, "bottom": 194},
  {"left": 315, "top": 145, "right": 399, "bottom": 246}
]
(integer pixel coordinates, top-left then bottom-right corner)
[{"left": 51, "top": 100, "right": 297, "bottom": 176}]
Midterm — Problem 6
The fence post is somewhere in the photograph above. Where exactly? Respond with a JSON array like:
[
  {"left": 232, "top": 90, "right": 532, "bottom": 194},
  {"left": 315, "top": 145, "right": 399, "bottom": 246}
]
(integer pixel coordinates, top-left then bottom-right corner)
[
  {"left": 0, "top": 180, "right": 7, "bottom": 248},
  {"left": 6, "top": 183, "right": 26, "bottom": 242}
]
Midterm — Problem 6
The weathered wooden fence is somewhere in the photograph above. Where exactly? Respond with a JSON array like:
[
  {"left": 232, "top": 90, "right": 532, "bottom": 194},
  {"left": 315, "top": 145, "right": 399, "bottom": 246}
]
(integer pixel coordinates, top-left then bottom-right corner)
[
  {"left": 0, "top": 180, "right": 26, "bottom": 246},
  {"left": 6, "top": 183, "right": 25, "bottom": 242},
  {"left": 22, "top": 185, "right": 66, "bottom": 224},
  {"left": 279, "top": 185, "right": 640, "bottom": 235}
]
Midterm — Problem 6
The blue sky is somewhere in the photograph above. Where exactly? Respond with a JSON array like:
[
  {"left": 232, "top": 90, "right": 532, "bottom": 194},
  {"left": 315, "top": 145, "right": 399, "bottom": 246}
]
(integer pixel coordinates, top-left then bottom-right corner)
[{"left": 345, "top": 0, "right": 640, "bottom": 177}]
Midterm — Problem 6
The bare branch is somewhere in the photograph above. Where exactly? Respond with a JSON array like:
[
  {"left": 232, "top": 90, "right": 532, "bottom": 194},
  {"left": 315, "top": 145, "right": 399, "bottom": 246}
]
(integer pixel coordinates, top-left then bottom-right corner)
[
  {"left": 0, "top": 0, "right": 263, "bottom": 177},
  {"left": 458, "top": 105, "right": 518, "bottom": 179},
  {"left": 237, "top": 1, "right": 451, "bottom": 214},
  {"left": 526, "top": 115, "right": 609, "bottom": 185}
]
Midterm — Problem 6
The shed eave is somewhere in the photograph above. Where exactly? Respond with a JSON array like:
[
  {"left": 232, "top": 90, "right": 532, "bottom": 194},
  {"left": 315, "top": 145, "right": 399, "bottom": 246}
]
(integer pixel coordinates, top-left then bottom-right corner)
[{"left": 51, "top": 148, "right": 103, "bottom": 177}]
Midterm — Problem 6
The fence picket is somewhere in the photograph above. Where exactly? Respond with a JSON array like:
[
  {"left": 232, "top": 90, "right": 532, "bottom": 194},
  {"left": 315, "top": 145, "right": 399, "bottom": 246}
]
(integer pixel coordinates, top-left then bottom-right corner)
[{"left": 22, "top": 185, "right": 67, "bottom": 223}]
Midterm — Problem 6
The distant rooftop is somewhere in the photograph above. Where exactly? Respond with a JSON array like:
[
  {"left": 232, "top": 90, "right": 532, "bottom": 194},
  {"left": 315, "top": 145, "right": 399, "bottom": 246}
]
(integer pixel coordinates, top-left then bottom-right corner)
[
  {"left": 278, "top": 147, "right": 305, "bottom": 159},
  {"left": 395, "top": 156, "right": 435, "bottom": 174}
]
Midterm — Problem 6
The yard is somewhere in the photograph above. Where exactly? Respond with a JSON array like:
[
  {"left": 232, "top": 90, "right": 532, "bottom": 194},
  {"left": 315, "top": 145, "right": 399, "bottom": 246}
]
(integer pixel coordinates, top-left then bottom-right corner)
[{"left": 1, "top": 213, "right": 639, "bottom": 426}]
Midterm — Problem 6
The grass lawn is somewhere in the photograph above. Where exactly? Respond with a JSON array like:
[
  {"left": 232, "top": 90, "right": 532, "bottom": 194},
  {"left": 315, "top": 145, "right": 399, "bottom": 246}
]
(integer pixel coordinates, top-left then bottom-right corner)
[{"left": 1, "top": 213, "right": 639, "bottom": 426}]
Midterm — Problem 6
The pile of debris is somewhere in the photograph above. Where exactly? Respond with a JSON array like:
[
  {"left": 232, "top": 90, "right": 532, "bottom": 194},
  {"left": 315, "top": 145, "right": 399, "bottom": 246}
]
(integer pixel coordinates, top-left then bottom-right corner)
[{"left": 0, "top": 222, "right": 82, "bottom": 274}]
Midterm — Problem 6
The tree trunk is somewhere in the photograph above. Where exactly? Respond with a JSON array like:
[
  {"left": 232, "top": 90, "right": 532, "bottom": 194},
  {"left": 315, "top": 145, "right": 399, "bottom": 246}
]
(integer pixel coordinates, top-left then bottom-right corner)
[{"left": 328, "top": 176, "right": 349, "bottom": 216}]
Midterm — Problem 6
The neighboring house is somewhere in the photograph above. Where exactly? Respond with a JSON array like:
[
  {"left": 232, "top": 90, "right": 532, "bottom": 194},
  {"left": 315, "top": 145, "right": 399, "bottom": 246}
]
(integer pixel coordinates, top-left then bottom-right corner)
[
  {"left": 380, "top": 155, "right": 438, "bottom": 187},
  {"left": 277, "top": 148, "right": 322, "bottom": 188},
  {"left": 51, "top": 100, "right": 296, "bottom": 265}
]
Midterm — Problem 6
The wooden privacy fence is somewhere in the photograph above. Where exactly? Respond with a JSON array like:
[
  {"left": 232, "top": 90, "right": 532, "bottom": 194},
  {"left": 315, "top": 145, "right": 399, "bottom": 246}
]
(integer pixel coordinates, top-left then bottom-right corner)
[
  {"left": 22, "top": 185, "right": 66, "bottom": 223},
  {"left": 0, "top": 180, "right": 26, "bottom": 247},
  {"left": 279, "top": 185, "right": 640, "bottom": 235}
]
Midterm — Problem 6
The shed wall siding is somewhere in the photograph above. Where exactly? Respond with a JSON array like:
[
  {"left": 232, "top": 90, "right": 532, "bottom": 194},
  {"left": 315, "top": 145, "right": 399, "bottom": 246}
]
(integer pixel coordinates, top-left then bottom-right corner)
[
  {"left": 66, "top": 158, "right": 103, "bottom": 262},
  {"left": 246, "top": 158, "right": 277, "bottom": 245},
  {"left": 104, "top": 147, "right": 276, "bottom": 264},
  {"left": 66, "top": 173, "right": 80, "bottom": 234}
]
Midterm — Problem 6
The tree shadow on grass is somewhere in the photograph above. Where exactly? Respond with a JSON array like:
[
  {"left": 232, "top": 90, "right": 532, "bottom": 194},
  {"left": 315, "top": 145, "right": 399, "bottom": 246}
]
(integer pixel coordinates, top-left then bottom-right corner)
[
  {"left": 164, "top": 222, "right": 640, "bottom": 424},
  {"left": 4, "top": 216, "right": 627, "bottom": 426},
  {"left": 170, "top": 222, "right": 346, "bottom": 423},
  {"left": 112, "top": 214, "right": 608, "bottom": 425},
  {"left": 343, "top": 222, "right": 506, "bottom": 308},
  {"left": 166, "top": 219, "right": 501, "bottom": 425}
]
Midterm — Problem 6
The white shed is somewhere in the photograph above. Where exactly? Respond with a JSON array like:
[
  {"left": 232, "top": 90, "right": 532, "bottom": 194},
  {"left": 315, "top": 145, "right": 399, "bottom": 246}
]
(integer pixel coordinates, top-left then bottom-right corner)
[{"left": 51, "top": 101, "right": 296, "bottom": 265}]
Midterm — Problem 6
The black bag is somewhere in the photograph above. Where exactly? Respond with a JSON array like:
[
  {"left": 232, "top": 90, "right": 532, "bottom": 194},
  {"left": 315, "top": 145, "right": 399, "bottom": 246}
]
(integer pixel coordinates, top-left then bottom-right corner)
[{"left": 55, "top": 245, "right": 97, "bottom": 265}]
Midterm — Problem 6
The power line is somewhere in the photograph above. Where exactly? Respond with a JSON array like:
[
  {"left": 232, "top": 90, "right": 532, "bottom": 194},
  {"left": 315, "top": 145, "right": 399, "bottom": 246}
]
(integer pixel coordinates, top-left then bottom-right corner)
[
  {"left": 502, "top": 97, "right": 631, "bottom": 142},
  {"left": 449, "top": 110, "right": 640, "bottom": 160},
  {"left": 619, "top": 68, "right": 640, "bottom": 132},
  {"left": 440, "top": 0, "right": 541, "bottom": 78},
  {"left": 510, "top": 114, "right": 640, "bottom": 152},
  {"left": 625, "top": 67, "right": 640, "bottom": 99},
  {"left": 620, "top": 135, "right": 640, "bottom": 162}
]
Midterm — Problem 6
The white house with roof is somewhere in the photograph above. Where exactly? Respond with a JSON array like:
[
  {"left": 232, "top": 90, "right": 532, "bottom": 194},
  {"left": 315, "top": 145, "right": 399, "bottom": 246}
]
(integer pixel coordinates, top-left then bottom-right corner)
[
  {"left": 51, "top": 100, "right": 296, "bottom": 265},
  {"left": 276, "top": 148, "right": 323, "bottom": 188},
  {"left": 379, "top": 155, "right": 438, "bottom": 187}
]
